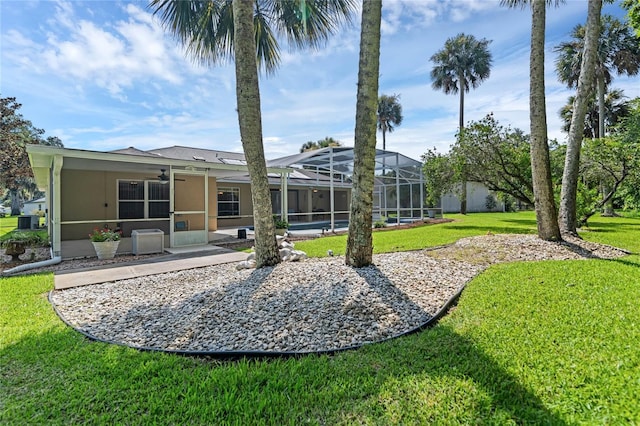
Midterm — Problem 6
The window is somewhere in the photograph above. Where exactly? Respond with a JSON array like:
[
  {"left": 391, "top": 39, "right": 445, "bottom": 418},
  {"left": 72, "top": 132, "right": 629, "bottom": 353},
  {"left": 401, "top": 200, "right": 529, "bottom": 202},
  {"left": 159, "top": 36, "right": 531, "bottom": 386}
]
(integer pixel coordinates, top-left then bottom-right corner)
[
  {"left": 148, "top": 182, "right": 170, "bottom": 218},
  {"left": 218, "top": 187, "right": 239, "bottom": 216},
  {"left": 118, "top": 180, "right": 169, "bottom": 219}
]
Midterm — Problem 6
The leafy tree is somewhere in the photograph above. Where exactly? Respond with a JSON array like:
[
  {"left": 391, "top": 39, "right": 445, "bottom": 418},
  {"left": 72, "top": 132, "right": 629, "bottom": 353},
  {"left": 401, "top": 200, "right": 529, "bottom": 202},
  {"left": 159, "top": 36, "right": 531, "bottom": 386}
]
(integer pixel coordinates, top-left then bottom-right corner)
[
  {"left": 430, "top": 33, "right": 492, "bottom": 214},
  {"left": 555, "top": 14, "right": 640, "bottom": 138},
  {"left": 299, "top": 136, "right": 342, "bottom": 152},
  {"left": 421, "top": 148, "right": 456, "bottom": 208},
  {"left": 377, "top": 94, "right": 403, "bottom": 151},
  {"left": 559, "top": 88, "right": 630, "bottom": 138},
  {"left": 558, "top": 0, "right": 602, "bottom": 235},
  {"left": 346, "top": 0, "right": 381, "bottom": 268},
  {"left": 623, "top": 0, "right": 640, "bottom": 37},
  {"left": 454, "top": 114, "right": 535, "bottom": 206},
  {"left": 578, "top": 97, "right": 640, "bottom": 224},
  {"left": 579, "top": 139, "right": 640, "bottom": 223},
  {"left": 1, "top": 96, "right": 63, "bottom": 215},
  {"left": 502, "top": 0, "right": 562, "bottom": 241},
  {"left": 150, "top": 0, "right": 356, "bottom": 267}
]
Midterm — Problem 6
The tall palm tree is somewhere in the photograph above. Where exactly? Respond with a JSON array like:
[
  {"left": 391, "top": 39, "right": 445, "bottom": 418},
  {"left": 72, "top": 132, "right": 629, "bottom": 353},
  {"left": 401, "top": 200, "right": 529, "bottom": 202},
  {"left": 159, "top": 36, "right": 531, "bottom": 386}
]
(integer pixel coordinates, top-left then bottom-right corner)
[
  {"left": 560, "top": 89, "right": 630, "bottom": 139},
  {"left": 150, "top": 0, "right": 356, "bottom": 267},
  {"left": 377, "top": 94, "right": 403, "bottom": 151},
  {"left": 555, "top": 14, "right": 640, "bottom": 138},
  {"left": 346, "top": 0, "right": 381, "bottom": 268},
  {"left": 430, "top": 33, "right": 492, "bottom": 214},
  {"left": 559, "top": 0, "right": 602, "bottom": 235},
  {"left": 501, "top": 0, "right": 562, "bottom": 241}
]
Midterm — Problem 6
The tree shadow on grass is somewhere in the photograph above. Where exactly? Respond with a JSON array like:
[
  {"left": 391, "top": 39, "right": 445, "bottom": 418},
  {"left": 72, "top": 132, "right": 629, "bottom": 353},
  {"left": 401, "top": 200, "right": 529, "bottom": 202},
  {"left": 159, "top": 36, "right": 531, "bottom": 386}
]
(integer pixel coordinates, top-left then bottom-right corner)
[
  {"left": 344, "top": 265, "right": 565, "bottom": 424},
  {"left": 36, "top": 260, "right": 567, "bottom": 423},
  {"left": 604, "top": 256, "right": 640, "bottom": 269},
  {"left": 3, "top": 312, "right": 568, "bottom": 424}
]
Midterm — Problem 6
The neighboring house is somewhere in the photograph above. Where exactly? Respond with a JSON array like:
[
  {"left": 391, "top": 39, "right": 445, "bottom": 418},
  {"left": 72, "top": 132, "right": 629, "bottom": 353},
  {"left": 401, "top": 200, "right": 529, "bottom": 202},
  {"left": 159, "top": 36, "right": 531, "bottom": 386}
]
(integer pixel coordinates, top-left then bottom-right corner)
[
  {"left": 27, "top": 145, "right": 425, "bottom": 259},
  {"left": 23, "top": 197, "right": 46, "bottom": 215},
  {"left": 440, "top": 181, "right": 505, "bottom": 213}
]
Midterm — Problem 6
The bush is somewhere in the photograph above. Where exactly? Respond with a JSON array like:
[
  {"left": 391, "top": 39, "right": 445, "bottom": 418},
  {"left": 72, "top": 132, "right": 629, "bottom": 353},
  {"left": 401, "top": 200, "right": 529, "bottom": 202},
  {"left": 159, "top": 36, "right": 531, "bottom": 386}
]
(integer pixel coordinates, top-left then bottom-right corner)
[
  {"left": 0, "top": 230, "right": 49, "bottom": 248},
  {"left": 373, "top": 217, "right": 387, "bottom": 228},
  {"left": 273, "top": 215, "right": 289, "bottom": 229},
  {"left": 485, "top": 195, "right": 497, "bottom": 211}
]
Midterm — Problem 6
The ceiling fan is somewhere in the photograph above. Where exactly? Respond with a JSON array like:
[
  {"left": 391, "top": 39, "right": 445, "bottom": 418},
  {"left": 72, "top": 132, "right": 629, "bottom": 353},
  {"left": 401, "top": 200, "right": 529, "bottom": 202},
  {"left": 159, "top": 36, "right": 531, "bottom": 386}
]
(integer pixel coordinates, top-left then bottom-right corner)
[
  {"left": 147, "top": 169, "right": 185, "bottom": 182},
  {"left": 158, "top": 169, "right": 170, "bottom": 181}
]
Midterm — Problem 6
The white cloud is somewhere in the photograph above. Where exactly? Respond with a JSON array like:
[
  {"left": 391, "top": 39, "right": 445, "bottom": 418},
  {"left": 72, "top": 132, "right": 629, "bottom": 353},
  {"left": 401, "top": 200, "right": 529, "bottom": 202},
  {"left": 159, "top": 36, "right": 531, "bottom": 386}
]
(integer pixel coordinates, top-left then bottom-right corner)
[{"left": 40, "top": 1, "right": 187, "bottom": 96}]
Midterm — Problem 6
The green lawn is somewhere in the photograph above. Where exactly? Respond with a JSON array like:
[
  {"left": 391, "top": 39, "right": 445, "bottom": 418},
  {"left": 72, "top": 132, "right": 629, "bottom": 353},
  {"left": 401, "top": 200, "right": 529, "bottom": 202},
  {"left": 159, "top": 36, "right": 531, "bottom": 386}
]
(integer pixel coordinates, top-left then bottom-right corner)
[
  {"left": 0, "top": 216, "right": 18, "bottom": 236},
  {"left": 295, "top": 211, "right": 538, "bottom": 257},
  {"left": 2, "top": 212, "right": 639, "bottom": 424}
]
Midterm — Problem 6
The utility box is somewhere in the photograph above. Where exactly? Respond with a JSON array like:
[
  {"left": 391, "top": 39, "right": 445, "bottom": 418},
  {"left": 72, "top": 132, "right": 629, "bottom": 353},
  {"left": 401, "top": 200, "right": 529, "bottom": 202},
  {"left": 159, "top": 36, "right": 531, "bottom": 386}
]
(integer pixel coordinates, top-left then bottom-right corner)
[
  {"left": 132, "top": 229, "right": 164, "bottom": 255},
  {"left": 18, "top": 215, "right": 39, "bottom": 230}
]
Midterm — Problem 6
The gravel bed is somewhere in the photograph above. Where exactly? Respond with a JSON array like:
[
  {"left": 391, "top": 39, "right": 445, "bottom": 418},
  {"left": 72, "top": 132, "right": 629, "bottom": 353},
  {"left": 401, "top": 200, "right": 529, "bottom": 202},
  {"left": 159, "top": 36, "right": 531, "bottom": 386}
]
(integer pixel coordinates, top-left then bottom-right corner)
[{"left": 48, "top": 234, "right": 628, "bottom": 354}]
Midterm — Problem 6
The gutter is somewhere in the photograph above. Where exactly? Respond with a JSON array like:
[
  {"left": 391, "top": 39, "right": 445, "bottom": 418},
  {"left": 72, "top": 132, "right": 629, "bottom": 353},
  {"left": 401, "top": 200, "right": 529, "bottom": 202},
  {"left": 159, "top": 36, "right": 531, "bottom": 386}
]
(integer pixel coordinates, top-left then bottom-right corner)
[{"left": 1, "top": 248, "right": 62, "bottom": 276}]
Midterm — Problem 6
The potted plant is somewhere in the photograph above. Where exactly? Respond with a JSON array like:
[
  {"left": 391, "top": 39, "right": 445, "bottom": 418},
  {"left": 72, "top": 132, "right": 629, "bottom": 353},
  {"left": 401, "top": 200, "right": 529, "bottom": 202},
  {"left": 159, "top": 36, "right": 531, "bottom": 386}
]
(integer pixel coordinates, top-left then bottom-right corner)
[
  {"left": 89, "top": 227, "right": 121, "bottom": 259},
  {"left": 0, "top": 231, "right": 47, "bottom": 262},
  {"left": 273, "top": 215, "right": 289, "bottom": 236}
]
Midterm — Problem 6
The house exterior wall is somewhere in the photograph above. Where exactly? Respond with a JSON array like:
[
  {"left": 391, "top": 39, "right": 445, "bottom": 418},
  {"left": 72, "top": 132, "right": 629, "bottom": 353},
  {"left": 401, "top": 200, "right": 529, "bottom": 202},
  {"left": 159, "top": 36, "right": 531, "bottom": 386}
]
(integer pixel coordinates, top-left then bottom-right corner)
[
  {"left": 23, "top": 198, "right": 46, "bottom": 215},
  {"left": 59, "top": 169, "right": 153, "bottom": 241},
  {"left": 216, "top": 182, "right": 254, "bottom": 227},
  {"left": 441, "top": 182, "right": 504, "bottom": 213}
]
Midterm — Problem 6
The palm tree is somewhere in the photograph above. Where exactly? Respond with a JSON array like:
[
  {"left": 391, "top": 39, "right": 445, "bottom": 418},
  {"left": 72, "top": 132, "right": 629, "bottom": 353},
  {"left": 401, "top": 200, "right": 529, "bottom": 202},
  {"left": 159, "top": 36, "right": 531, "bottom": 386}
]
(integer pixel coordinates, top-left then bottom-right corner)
[
  {"left": 150, "top": 0, "right": 356, "bottom": 267},
  {"left": 558, "top": 0, "right": 602, "bottom": 235},
  {"left": 430, "top": 33, "right": 492, "bottom": 214},
  {"left": 555, "top": 14, "right": 640, "bottom": 138},
  {"left": 500, "top": 0, "right": 562, "bottom": 241},
  {"left": 560, "top": 89, "right": 630, "bottom": 139},
  {"left": 345, "top": 0, "right": 381, "bottom": 268},
  {"left": 299, "top": 136, "right": 342, "bottom": 153},
  {"left": 377, "top": 94, "right": 403, "bottom": 151}
]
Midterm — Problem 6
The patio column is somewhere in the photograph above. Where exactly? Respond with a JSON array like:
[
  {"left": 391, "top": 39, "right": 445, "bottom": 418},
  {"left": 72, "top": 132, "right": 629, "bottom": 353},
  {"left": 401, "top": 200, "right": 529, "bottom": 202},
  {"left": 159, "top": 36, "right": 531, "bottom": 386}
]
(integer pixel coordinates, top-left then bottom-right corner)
[
  {"left": 52, "top": 155, "right": 63, "bottom": 257},
  {"left": 281, "top": 172, "right": 288, "bottom": 223}
]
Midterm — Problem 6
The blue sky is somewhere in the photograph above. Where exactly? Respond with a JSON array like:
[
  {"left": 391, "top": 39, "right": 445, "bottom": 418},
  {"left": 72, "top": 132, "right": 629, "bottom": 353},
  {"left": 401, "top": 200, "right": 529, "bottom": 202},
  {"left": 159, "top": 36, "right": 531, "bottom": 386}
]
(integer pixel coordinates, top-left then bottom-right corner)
[{"left": 2, "top": 0, "right": 638, "bottom": 162}]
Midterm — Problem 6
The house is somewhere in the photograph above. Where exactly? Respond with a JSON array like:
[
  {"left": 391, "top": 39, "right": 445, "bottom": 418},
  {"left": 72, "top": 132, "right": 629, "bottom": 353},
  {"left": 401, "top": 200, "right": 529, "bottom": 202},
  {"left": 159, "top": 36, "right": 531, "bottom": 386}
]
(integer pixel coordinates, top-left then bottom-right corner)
[
  {"left": 23, "top": 197, "right": 46, "bottom": 215},
  {"left": 440, "top": 181, "right": 505, "bottom": 213},
  {"left": 27, "top": 145, "right": 426, "bottom": 259}
]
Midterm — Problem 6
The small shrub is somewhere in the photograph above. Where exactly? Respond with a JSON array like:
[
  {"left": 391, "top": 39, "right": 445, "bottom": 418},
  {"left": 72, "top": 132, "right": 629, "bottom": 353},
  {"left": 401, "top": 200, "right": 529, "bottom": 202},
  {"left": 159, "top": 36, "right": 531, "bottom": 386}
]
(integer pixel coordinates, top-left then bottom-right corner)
[
  {"left": 88, "top": 227, "right": 121, "bottom": 242},
  {"left": 273, "top": 215, "right": 289, "bottom": 229},
  {"left": 373, "top": 217, "right": 387, "bottom": 228},
  {"left": 0, "top": 231, "right": 48, "bottom": 248},
  {"left": 485, "top": 195, "right": 497, "bottom": 211}
]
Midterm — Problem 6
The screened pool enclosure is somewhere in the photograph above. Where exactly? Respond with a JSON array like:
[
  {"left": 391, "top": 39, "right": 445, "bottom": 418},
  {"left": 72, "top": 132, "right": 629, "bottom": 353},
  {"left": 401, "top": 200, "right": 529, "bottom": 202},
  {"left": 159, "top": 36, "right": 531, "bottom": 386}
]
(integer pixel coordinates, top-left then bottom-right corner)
[{"left": 267, "top": 147, "right": 426, "bottom": 231}]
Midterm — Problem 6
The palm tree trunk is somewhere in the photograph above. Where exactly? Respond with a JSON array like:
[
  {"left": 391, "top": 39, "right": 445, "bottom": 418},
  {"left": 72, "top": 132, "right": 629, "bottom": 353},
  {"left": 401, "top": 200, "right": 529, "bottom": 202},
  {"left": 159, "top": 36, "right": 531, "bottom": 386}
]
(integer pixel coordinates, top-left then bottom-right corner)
[
  {"left": 381, "top": 128, "right": 386, "bottom": 175},
  {"left": 382, "top": 128, "right": 386, "bottom": 151},
  {"left": 597, "top": 76, "right": 605, "bottom": 138},
  {"left": 459, "top": 81, "right": 467, "bottom": 214},
  {"left": 596, "top": 79, "right": 613, "bottom": 224},
  {"left": 529, "top": 0, "right": 561, "bottom": 241},
  {"left": 559, "top": 0, "right": 602, "bottom": 235},
  {"left": 232, "top": 0, "right": 280, "bottom": 267},
  {"left": 346, "top": 0, "right": 381, "bottom": 268}
]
